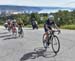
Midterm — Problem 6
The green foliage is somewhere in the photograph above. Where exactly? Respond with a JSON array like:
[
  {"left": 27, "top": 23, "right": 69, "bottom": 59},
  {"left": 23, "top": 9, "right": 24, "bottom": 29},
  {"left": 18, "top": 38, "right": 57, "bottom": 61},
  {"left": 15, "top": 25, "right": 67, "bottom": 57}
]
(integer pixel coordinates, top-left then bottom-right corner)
[
  {"left": 0, "top": 10, "right": 75, "bottom": 28},
  {"left": 61, "top": 25, "right": 75, "bottom": 30},
  {"left": 30, "top": 13, "right": 41, "bottom": 24}
]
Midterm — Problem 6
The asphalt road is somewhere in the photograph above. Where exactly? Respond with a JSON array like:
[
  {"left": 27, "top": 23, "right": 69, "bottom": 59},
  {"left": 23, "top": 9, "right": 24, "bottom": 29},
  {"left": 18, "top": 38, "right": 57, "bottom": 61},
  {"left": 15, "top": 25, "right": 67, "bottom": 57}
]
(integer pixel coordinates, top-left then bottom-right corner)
[{"left": 0, "top": 27, "right": 75, "bottom": 61}]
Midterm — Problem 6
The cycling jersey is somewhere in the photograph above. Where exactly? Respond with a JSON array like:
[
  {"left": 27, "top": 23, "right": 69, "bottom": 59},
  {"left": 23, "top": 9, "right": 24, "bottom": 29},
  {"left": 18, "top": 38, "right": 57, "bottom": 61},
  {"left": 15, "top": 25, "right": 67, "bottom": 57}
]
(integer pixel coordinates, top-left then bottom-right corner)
[{"left": 44, "top": 19, "right": 55, "bottom": 32}]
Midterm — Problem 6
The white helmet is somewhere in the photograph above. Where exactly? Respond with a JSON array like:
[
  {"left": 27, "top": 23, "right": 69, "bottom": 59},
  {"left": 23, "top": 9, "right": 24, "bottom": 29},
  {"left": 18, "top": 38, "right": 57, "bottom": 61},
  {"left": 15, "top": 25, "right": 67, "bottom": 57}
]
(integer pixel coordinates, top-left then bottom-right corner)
[{"left": 48, "top": 15, "right": 54, "bottom": 20}]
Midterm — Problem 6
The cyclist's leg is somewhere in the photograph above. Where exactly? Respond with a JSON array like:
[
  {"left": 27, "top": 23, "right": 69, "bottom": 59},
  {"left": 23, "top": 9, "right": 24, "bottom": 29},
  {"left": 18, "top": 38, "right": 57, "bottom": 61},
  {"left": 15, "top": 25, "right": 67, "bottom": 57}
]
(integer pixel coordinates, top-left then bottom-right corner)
[
  {"left": 47, "top": 27, "right": 52, "bottom": 45},
  {"left": 8, "top": 25, "right": 11, "bottom": 31},
  {"left": 43, "top": 26, "right": 49, "bottom": 41},
  {"left": 12, "top": 26, "right": 16, "bottom": 33},
  {"left": 44, "top": 26, "right": 53, "bottom": 40}
]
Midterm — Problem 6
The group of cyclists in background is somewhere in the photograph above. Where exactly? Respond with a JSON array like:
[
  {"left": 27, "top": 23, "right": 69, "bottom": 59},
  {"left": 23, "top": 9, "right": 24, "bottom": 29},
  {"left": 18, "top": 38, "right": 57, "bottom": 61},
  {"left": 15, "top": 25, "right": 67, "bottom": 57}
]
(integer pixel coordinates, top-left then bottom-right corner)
[
  {"left": 4, "top": 19, "right": 24, "bottom": 38},
  {"left": 4, "top": 18, "right": 39, "bottom": 37}
]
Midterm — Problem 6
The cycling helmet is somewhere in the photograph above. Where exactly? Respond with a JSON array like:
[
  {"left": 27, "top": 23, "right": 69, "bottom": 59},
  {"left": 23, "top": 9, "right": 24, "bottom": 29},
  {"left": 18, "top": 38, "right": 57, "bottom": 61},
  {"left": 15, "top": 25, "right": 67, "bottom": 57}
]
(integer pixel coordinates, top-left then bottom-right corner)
[{"left": 48, "top": 15, "right": 54, "bottom": 20}]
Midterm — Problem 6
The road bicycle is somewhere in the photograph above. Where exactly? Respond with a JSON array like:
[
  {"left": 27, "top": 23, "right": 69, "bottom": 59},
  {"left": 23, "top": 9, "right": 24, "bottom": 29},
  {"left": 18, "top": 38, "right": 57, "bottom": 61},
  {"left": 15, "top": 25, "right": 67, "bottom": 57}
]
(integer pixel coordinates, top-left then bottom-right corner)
[{"left": 43, "top": 30, "right": 60, "bottom": 54}]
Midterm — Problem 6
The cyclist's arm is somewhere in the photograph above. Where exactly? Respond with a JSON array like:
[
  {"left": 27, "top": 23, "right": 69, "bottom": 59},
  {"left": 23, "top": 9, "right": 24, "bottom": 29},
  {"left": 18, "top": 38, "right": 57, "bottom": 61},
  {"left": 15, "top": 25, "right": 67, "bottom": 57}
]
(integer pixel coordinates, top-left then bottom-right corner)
[
  {"left": 54, "top": 23, "right": 59, "bottom": 29},
  {"left": 45, "top": 24, "right": 51, "bottom": 31},
  {"left": 54, "top": 23, "right": 61, "bottom": 33}
]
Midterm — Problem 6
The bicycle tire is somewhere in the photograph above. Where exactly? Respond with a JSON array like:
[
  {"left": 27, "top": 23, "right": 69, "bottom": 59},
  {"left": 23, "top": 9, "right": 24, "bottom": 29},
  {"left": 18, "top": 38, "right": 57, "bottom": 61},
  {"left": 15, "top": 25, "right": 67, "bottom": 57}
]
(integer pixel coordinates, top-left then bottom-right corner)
[
  {"left": 18, "top": 29, "right": 24, "bottom": 38},
  {"left": 51, "top": 35, "right": 60, "bottom": 54},
  {"left": 21, "top": 30, "right": 24, "bottom": 38}
]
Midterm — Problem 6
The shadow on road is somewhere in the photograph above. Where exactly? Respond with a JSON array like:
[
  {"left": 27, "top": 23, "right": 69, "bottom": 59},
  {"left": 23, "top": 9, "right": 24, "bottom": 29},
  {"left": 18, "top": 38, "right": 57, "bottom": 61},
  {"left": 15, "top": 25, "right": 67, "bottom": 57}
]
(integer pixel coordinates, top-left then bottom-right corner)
[
  {"left": 0, "top": 32, "right": 9, "bottom": 34},
  {"left": 0, "top": 32, "right": 18, "bottom": 40},
  {"left": 0, "top": 34, "right": 11, "bottom": 38},
  {"left": 20, "top": 48, "right": 56, "bottom": 61},
  {"left": 3, "top": 36, "right": 18, "bottom": 40}
]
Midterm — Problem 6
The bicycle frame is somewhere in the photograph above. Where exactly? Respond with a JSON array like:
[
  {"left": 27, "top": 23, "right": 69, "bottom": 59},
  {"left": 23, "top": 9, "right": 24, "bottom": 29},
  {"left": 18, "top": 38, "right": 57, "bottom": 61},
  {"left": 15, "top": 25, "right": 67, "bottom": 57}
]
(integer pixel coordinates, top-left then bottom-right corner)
[
  {"left": 48, "top": 31, "right": 55, "bottom": 38},
  {"left": 43, "top": 30, "right": 60, "bottom": 54},
  {"left": 48, "top": 30, "right": 59, "bottom": 44}
]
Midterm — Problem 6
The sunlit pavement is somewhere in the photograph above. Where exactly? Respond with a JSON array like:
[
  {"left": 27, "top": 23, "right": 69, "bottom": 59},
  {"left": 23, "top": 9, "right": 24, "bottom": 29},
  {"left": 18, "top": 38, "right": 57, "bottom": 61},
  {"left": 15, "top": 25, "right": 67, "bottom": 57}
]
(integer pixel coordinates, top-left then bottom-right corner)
[{"left": 0, "top": 27, "right": 75, "bottom": 61}]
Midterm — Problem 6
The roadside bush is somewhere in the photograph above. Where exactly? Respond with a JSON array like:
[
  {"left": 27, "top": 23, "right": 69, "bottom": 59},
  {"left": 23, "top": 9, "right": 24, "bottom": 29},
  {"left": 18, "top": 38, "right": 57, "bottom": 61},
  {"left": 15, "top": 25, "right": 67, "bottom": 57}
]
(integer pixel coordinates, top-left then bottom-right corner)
[{"left": 61, "top": 25, "right": 75, "bottom": 30}]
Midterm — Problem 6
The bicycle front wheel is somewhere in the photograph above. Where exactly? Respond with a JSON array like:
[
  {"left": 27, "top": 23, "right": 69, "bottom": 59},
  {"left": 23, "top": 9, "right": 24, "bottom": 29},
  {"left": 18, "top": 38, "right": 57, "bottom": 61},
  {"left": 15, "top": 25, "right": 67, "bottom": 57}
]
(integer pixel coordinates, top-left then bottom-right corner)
[{"left": 51, "top": 35, "right": 60, "bottom": 54}]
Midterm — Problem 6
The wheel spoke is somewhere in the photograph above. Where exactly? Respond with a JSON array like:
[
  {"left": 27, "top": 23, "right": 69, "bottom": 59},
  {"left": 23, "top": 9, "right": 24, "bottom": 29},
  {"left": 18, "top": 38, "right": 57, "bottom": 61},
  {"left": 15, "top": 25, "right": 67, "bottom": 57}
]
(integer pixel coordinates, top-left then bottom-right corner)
[{"left": 52, "top": 35, "right": 60, "bottom": 53}]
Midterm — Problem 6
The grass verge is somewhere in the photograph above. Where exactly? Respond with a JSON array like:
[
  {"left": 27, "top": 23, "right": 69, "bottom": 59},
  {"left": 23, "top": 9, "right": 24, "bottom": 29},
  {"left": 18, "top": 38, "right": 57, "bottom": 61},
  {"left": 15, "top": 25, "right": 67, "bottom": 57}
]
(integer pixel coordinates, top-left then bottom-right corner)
[{"left": 60, "top": 25, "right": 75, "bottom": 30}]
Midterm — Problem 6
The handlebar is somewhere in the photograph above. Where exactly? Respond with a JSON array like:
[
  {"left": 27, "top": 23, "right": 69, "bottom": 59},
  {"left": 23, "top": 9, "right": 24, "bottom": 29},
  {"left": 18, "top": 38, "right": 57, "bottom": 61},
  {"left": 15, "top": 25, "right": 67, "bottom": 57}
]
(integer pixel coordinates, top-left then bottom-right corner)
[{"left": 48, "top": 30, "right": 61, "bottom": 34}]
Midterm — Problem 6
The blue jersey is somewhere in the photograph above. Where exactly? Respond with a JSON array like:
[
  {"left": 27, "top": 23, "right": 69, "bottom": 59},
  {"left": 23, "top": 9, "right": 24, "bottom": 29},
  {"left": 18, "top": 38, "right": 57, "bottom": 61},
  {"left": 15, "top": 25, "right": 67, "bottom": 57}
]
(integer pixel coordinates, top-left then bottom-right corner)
[
  {"left": 44, "top": 19, "right": 55, "bottom": 27},
  {"left": 44, "top": 19, "right": 55, "bottom": 32}
]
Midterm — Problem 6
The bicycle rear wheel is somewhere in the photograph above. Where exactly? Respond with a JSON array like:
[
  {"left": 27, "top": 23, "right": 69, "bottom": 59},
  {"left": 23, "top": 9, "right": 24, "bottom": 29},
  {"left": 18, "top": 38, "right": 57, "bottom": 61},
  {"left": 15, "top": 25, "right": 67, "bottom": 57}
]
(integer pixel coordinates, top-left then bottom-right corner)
[
  {"left": 18, "top": 29, "right": 24, "bottom": 38},
  {"left": 51, "top": 35, "right": 60, "bottom": 54},
  {"left": 21, "top": 30, "right": 24, "bottom": 38}
]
